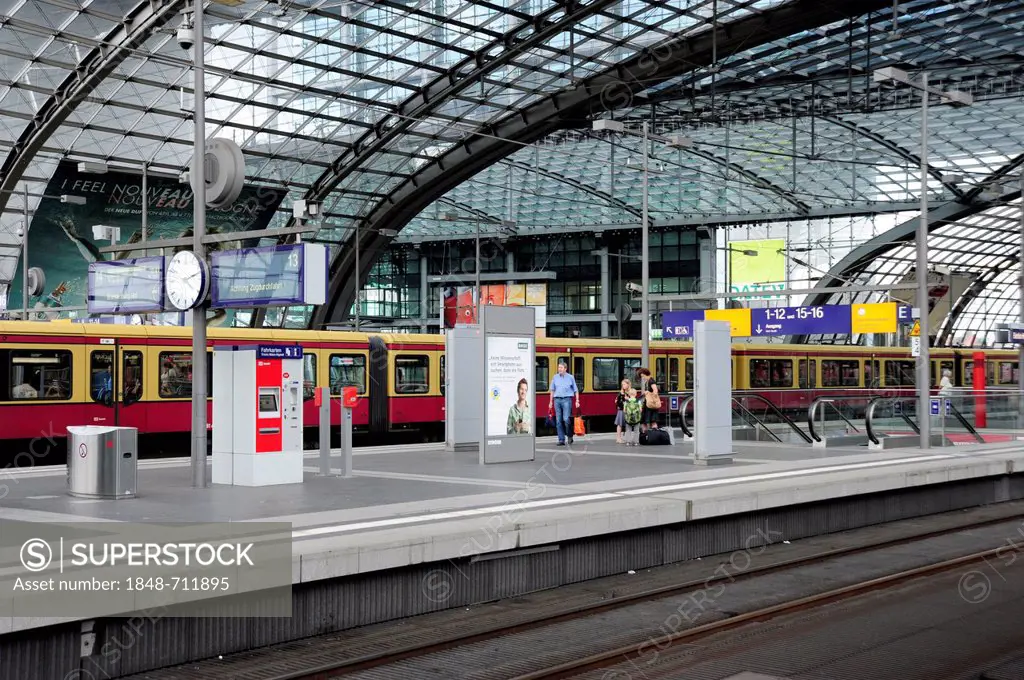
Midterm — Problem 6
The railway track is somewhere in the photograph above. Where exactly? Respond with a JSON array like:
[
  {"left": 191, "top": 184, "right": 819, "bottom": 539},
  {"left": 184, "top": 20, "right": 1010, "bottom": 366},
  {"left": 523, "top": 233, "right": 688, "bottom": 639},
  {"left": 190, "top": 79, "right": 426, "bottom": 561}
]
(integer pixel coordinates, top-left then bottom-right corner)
[
  {"left": 141, "top": 504, "right": 1024, "bottom": 680},
  {"left": 505, "top": 546, "right": 1014, "bottom": 680}
]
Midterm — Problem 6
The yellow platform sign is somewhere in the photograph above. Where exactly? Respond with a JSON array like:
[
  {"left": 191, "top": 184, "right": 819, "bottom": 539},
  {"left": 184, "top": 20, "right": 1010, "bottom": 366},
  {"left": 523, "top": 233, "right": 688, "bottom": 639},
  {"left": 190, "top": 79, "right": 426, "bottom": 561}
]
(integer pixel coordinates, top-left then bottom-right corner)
[
  {"left": 909, "top": 320, "right": 921, "bottom": 338},
  {"left": 851, "top": 302, "right": 897, "bottom": 334},
  {"left": 705, "top": 308, "right": 752, "bottom": 337}
]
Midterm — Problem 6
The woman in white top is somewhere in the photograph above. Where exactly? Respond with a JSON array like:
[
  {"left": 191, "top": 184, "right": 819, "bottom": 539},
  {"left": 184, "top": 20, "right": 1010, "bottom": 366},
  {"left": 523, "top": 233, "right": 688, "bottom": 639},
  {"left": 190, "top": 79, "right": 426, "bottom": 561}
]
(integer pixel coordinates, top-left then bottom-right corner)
[{"left": 939, "top": 368, "right": 954, "bottom": 396}]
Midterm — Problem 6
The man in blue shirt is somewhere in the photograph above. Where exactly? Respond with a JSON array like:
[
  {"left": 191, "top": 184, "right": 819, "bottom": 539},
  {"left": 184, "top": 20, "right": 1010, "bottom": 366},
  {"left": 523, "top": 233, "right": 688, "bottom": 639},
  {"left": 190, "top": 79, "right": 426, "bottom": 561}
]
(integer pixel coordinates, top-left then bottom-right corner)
[{"left": 548, "top": 361, "right": 579, "bottom": 445}]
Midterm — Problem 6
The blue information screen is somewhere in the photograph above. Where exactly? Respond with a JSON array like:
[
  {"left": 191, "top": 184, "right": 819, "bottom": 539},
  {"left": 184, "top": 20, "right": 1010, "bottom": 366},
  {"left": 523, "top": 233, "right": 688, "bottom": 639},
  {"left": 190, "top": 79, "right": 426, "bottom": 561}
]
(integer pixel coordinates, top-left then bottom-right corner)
[
  {"left": 661, "top": 311, "right": 705, "bottom": 339},
  {"left": 211, "top": 244, "right": 305, "bottom": 308},
  {"left": 87, "top": 257, "right": 165, "bottom": 314},
  {"left": 257, "top": 345, "right": 302, "bottom": 359},
  {"left": 750, "top": 305, "right": 851, "bottom": 336}
]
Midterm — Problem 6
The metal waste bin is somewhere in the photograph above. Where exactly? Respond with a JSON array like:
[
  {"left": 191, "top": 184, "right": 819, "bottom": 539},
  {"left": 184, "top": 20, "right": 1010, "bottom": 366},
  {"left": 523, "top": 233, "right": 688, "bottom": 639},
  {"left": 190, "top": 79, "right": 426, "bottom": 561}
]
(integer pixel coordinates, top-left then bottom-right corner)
[{"left": 66, "top": 426, "right": 137, "bottom": 499}]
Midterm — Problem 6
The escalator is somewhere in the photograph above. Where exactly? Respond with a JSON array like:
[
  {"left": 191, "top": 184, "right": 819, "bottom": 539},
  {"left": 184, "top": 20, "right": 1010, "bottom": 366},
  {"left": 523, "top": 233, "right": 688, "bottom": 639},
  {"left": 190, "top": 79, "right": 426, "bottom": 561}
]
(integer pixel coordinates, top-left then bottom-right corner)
[
  {"left": 675, "top": 392, "right": 812, "bottom": 444},
  {"left": 864, "top": 396, "right": 984, "bottom": 445}
]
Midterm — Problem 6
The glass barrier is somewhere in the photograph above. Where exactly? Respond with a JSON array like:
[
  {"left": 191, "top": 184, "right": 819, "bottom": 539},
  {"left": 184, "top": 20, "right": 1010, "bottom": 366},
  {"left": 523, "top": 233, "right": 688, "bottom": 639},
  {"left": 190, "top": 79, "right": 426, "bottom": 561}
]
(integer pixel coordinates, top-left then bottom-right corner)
[{"left": 669, "top": 387, "right": 1024, "bottom": 448}]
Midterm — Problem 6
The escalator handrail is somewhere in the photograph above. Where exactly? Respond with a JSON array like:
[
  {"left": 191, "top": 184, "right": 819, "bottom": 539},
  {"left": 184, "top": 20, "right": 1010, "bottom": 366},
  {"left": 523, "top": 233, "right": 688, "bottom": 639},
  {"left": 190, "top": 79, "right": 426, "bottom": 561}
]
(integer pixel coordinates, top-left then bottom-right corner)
[
  {"left": 806, "top": 395, "right": 866, "bottom": 442},
  {"left": 944, "top": 399, "right": 985, "bottom": 443},
  {"left": 675, "top": 393, "right": 784, "bottom": 443},
  {"left": 678, "top": 394, "right": 695, "bottom": 438},
  {"left": 734, "top": 393, "right": 813, "bottom": 443},
  {"left": 731, "top": 399, "right": 783, "bottom": 442},
  {"left": 865, "top": 396, "right": 920, "bottom": 444}
]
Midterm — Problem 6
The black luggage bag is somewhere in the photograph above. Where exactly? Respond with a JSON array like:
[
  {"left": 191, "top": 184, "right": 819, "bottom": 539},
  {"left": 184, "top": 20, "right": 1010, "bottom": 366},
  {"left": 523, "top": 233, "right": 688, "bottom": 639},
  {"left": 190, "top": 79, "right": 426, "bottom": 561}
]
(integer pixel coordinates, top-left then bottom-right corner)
[{"left": 640, "top": 428, "right": 671, "bottom": 445}]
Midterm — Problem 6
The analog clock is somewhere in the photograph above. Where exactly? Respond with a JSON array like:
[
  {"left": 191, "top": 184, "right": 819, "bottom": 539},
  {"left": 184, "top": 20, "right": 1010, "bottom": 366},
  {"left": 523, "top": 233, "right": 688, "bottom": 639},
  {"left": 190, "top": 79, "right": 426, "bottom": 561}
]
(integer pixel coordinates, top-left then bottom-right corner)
[{"left": 165, "top": 250, "right": 209, "bottom": 311}]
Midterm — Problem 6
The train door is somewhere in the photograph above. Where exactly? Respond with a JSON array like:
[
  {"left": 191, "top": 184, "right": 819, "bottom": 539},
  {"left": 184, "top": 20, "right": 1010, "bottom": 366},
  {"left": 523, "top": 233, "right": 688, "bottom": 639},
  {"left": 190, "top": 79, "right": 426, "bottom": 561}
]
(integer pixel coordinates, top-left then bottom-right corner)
[{"left": 86, "top": 341, "right": 146, "bottom": 431}]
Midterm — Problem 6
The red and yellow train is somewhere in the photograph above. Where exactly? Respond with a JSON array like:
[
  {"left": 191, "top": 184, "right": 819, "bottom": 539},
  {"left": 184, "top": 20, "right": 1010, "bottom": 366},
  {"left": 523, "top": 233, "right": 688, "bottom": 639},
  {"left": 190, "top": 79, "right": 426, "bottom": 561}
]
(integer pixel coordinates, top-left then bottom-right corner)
[{"left": 0, "top": 319, "right": 1016, "bottom": 462}]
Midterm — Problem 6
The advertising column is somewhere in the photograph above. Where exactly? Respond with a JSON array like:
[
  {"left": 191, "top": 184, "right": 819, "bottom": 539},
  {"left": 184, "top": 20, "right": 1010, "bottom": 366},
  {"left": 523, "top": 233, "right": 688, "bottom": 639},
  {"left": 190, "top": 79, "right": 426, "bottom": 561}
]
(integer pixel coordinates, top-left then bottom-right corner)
[{"left": 480, "top": 304, "right": 536, "bottom": 464}]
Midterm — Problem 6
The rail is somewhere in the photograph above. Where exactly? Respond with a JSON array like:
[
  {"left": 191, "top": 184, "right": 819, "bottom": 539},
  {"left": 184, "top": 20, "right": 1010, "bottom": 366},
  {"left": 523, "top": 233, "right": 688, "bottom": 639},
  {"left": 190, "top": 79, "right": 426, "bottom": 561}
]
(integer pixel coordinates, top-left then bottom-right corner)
[
  {"left": 674, "top": 392, "right": 811, "bottom": 444},
  {"left": 732, "top": 398, "right": 783, "bottom": 442},
  {"left": 865, "top": 397, "right": 917, "bottom": 445},
  {"left": 806, "top": 395, "right": 866, "bottom": 443},
  {"left": 864, "top": 396, "right": 983, "bottom": 445},
  {"left": 735, "top": 393, "right": 813, "bottom": 443}
]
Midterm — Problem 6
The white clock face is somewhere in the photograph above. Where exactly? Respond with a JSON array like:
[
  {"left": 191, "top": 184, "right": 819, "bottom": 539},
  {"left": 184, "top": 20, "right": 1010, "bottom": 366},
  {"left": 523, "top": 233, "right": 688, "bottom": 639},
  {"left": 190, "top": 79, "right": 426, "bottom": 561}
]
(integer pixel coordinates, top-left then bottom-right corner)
[{"left": 165, "top": 251, "right": 208, "bottom": 310}]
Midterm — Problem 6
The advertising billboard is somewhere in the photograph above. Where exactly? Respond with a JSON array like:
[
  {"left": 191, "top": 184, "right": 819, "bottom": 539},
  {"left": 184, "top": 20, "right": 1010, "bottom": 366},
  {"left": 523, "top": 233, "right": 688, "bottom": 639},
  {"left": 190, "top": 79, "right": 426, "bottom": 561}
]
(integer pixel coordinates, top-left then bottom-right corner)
[
  {"left": 485, "top": 335, "right": 535, "bottom": 438},
  {"left": 9, "top": 160, "right": 287, "bottom": 315},
  {"left": 441, "top": 283, "right": 547, "bottom": 329},
  {"left": 729, "top": 238, "right": 786, "bottom": 300}
]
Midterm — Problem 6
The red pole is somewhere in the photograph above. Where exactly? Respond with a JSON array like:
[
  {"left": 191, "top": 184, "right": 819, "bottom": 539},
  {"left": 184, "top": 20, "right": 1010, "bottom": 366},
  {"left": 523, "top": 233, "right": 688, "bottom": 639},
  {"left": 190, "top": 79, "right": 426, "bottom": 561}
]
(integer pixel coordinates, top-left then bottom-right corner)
[{"left": 973, "top": 351, "right": 987, "bottom": 428}]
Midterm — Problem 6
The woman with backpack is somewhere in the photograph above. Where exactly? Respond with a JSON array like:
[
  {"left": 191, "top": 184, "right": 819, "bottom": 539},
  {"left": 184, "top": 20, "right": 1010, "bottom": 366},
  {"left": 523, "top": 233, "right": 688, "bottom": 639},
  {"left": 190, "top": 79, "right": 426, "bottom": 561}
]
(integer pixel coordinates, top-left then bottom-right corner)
[{"left": 621, "top": 384, "right": 643, "bottom": 446}]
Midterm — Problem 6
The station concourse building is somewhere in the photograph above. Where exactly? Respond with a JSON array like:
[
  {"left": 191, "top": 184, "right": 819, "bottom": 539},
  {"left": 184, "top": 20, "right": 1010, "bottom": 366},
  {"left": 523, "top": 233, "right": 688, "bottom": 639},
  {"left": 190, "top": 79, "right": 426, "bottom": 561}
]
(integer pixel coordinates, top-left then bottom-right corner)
[{"left": 0, "top": 0, "right": 1023, "bottom": 677}]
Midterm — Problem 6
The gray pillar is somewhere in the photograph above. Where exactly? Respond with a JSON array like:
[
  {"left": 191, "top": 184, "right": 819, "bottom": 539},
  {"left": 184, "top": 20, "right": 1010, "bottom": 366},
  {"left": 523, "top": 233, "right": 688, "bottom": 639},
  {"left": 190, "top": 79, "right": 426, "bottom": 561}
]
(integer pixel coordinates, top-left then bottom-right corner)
[
  {"left": 507, "top": 250, "right": 515, "bottom": 275},
  {"left": 599, "top": 248, "right": 610, "bottom": 337},
  {"left": 698, "top": 231, "right": 716, "bottom": 301},
  {"left": 419, "top": 253, "right": 428, "bottom": 333}
]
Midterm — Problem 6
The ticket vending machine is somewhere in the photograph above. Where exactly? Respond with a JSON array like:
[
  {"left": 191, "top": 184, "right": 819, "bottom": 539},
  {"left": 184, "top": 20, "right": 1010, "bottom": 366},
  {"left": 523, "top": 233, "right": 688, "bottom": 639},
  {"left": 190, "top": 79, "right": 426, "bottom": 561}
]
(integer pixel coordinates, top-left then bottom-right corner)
[{"left": 212, "top": 344, "right": 304, "bottom": 486}]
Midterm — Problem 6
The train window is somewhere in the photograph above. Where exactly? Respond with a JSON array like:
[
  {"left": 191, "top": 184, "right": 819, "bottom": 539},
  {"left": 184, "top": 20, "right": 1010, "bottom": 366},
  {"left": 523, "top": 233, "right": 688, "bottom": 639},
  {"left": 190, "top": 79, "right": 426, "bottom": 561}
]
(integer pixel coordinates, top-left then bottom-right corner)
[
  {"left": 90, "top": 351, "right": 114, "bottom": 404},
  {"left": 933, "top": 360, "right": 954, "bottom": 387},
  {"left": 440, "top": 355, "right": 445, "bottom": 396},
  {"left": 555, "top": 356, "right": 585, "bottom": 390},
  {"left": 684, "top": 359, "right": 693, "bottom": 390},
  {"left": 864, "top": 360, "right": 880, "bottom": 388},
  {"left": 964, "top": 361, "right": 997, "bottom": 386},
  {"left": 329, "top": 354, "right": 366, "bottom": 395},
  {"left": 999, "top": 362, "right": 1018, "bottom": 385},
  {"left": 884, "top": 360, "right": 915, "bottom": 386},
  {"left": 395, "top": 355, "right": 429, "bottom": 394},
  {"left": 750, "top": 359, "right": 793, "bottom": 388},
  {"left": 593, "top": 358, "right": 640, "bottom": 391},
  {"left": 1, "top": 349, "right": 73, "bottom": 401},
  {"left": 122, "top": 351, "right": 143, "bottom": 404},
  {"left": 655, "top": 358, "right": 678, "bottom": 390},
  {"left": 822, "top": 360, "right": 860, "bottom": 387},
  {"left": 158, "top": 352, "right": 213, "bottom": 398},
  {"left": 303, "top": 354, "right": 316, "bottom": 401},
  {"left": 536, "top": 357, "right": 549, "bottom": 392}
]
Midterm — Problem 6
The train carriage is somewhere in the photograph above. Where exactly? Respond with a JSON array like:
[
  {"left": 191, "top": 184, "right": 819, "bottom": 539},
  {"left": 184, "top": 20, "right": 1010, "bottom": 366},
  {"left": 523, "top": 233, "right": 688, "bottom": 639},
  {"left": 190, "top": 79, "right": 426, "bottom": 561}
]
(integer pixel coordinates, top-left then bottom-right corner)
[{"left": 0, "top": 319, "right": 1017, "bottom": 464}]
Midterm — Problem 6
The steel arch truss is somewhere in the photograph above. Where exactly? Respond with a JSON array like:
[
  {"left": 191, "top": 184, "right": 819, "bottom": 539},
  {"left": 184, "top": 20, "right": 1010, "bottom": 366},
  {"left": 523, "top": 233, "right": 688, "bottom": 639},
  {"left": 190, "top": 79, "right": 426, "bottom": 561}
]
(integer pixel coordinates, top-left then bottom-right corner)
[
  {"left": 792, "top": 154, "right": 1024, "bottom": 344},
  {"left": 822, "top": 116, "right": 966, "bottom": 201},
  {"left": 311, "top": 0, "right": 894, "bottom": 327},
  {"left": 0, "top": 0, "right": 185, "bottom": 213}
]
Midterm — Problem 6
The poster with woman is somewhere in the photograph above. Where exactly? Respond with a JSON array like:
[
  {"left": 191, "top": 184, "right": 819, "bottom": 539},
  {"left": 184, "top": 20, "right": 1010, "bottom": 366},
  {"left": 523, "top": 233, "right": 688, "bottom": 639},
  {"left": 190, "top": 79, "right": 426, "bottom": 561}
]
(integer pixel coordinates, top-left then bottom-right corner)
[{"left": 485, "top": 336, "right": 535, "bottom": 438}]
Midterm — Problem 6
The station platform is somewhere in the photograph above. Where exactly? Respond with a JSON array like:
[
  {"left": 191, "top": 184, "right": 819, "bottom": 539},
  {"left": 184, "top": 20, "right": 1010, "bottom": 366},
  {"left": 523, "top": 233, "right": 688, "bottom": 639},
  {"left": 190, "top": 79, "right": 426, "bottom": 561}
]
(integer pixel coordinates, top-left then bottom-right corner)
[{"left": 2, "top": 431, "right": 1023, "bottom": 639}]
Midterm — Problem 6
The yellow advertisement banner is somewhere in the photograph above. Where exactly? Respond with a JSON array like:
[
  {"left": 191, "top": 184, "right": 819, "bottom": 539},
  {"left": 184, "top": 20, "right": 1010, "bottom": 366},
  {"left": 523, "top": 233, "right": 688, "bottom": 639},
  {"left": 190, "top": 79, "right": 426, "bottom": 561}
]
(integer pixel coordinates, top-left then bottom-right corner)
[
  {"left": 705, "top": 308, "right": 752, "bottom": 337},
  {"left": 851, "top": 302, "right": 897, "bottom": 334},
  {"left": 729, "top": 239, "right": 786, "bottom": 299}
]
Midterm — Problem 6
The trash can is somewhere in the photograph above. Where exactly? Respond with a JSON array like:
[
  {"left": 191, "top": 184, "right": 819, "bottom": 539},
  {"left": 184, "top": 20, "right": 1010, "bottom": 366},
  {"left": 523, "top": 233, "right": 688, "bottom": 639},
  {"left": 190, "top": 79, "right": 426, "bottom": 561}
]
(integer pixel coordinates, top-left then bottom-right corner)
[{"left": 66, "top": 426, "right": 137, "bottom": 499}]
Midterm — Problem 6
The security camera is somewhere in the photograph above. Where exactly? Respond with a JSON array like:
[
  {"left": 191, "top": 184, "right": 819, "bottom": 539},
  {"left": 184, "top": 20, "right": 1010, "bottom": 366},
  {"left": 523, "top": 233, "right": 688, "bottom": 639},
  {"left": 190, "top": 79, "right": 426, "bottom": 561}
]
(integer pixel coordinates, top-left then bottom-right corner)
[
  {"left": 176, "top": 13, "right": 194, "bottom": 51},
  {"left": 626, "top": 282, "right": 643, "bottom": 295}
]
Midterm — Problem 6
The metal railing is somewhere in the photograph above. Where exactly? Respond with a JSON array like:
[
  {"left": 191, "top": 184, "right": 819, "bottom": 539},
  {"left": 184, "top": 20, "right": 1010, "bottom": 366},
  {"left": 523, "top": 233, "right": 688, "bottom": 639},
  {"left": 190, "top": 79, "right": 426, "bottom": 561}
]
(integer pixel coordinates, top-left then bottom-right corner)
[{"left": 674, "top": 392, "right": 811, "bottom": 444}]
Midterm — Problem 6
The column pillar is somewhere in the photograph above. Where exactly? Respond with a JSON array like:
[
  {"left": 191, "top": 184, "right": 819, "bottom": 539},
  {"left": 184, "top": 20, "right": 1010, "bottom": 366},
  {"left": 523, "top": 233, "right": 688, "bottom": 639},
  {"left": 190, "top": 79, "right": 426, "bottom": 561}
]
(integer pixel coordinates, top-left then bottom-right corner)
[
  {"left": 599, "top": 249, "right": 610, "bottom": 337},
  {"left": 419, "top": 252, "right": 428, "bottom": 333},
  {"left": 698, "top": 229, "right": 716, "bottom": 303}
]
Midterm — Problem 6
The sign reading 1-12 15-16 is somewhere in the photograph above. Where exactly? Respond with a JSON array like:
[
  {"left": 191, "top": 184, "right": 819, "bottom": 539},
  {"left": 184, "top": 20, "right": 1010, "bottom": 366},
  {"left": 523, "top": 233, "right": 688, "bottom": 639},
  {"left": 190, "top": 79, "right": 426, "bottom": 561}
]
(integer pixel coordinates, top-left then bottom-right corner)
[{"left": 751, "top": 304, "right": 850, "bottom": 336}]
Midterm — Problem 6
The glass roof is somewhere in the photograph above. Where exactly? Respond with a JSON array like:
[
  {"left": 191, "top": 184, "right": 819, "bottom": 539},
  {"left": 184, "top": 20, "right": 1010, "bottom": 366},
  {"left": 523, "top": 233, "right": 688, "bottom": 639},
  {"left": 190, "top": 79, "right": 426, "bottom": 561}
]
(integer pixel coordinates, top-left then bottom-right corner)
[{"left": 0, "top": 0, "right": 1021, "bottom": 339}]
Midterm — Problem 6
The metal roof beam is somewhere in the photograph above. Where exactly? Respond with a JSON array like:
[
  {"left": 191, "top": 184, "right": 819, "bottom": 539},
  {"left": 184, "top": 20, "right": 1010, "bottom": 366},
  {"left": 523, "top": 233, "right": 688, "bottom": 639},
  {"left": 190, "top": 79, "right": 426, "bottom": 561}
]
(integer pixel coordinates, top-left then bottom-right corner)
[
  {"left": 304, "top": 0, "right": 623, "bottom": 205},
  {"left": 788, "top": 193, "right": 1020, "bottom": 343},
  {"left": 310, "top": 0, "right": 896, "bottom": 328},
  {"left": 500, "top": 158, "right": 642, "bottom": 219},
  {"left": 822, "top": 116, "right": 967, "bottom": 200},
  {"left": 0, "top": 0, "right": 185, "bottom": 215}
]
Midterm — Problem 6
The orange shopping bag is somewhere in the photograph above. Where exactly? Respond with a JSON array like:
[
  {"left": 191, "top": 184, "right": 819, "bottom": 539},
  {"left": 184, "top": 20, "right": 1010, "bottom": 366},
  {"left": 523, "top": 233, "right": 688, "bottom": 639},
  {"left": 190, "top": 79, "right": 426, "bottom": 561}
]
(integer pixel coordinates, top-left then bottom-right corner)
[{"left": 573, "top": 406, "right": 586, "bottom": 437}]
